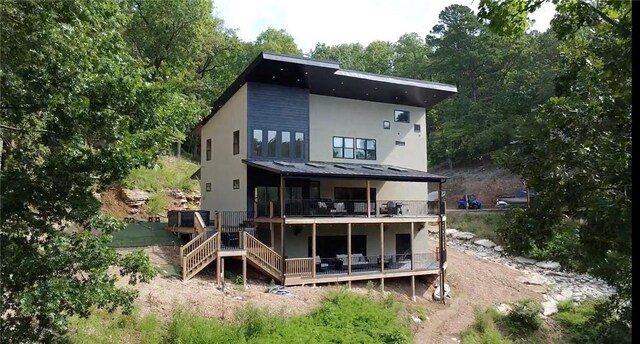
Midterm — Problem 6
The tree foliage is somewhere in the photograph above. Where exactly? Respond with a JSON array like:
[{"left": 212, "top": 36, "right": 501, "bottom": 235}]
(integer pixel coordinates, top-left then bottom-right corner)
[
  {"left": 479, "top": 0, "right": 632, "bottom": 341},
  {"left": 0, "top": 0, "right": 205, "bottom": 341}
]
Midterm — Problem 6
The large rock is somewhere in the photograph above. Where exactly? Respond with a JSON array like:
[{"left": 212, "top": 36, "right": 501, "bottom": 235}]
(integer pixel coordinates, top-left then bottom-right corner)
[
  {"left": 526, "top": 273, "right": 549, "bottom": 286},
  {"left": 496, "top": 303, "right": 512, "bottom": 316},
  {"left": 473, "top": 239, "right": 496, "bottom": 248},
  {"left": 427, "top": 225, "right": 440, "bottom": 234},
  {"left": 552, "top": 289, "right": 574, "bottom": 302},
  {"left": 170, "top": 188, "right": 188, "bottom": 204},
  {"left": 185, "top": 192, "right": 201, "bottom": 203},
  {"left": 536, "top": 261, "right": 561, "bottom": 270},
  {"left": 514, "top": 256, "right": 537, "bottom": 265},
  {"left": 445, "top": 228, "right": 459, "bottom": 236},
  {"left": 451, "top": 231, "right": 475, "bottom": 240},
  {"left": 542, "top": 300, "right": 558, "bottom": 316},
  {"left": 493, "top": 245, "right": 505, "bottom": 252},
  {"left": 119, "top": 188, "right": 150, "bottom": 207}
]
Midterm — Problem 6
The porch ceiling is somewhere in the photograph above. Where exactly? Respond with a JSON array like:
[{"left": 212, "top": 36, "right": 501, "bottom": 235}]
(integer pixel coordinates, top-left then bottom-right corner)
[{"left": 243, "top": 159, "right": 448, "bottom": 183}]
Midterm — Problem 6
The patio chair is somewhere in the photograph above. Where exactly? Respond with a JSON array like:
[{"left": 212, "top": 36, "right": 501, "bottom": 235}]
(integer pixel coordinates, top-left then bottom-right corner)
[{"left": 315, "top": 256, "right": 329, "bottom": 271}]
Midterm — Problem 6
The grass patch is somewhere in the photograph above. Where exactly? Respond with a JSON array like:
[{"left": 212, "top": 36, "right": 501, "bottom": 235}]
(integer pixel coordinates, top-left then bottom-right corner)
[
  {"left": 122, "top": 156, "right": 199, "bottom": 193},
  {"left": 447, "top": 212, "right": 505, "bottom": 244},
  {"left": 146, "top": 192, "right": 170, "bottom": 215},
  {"left": 71, "top": 290, "right": 412, "bottom": 343}
]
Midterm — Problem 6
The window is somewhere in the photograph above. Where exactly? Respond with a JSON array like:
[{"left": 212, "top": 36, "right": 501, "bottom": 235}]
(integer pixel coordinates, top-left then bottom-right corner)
[
  {"left": 414, "top": 124, "right": 421, "bottom": 133},
  {"left": 252, "top": 129, "right": 263, "bottom": 156},
  {"left": 356, "top": 138, "right": 376, "bottom": 160},
  {"left": 267, "top": 130, "right": 277, "bottom": 157},
  {"left": 233, "top": 130, "right": 239, "bottom": 155},
  {"left": 233, "top": 179, "right": 240, "bottom": 189},
  {"left": 333, "top": 136, "right": 354, "bottom": 159},
  {"left": 206, "top": 139, "right": 211, "bottom": 161},
  {"left": 281, "top": 131, "right": 290, "bottom": 158},
  {"left": 383, "top": 120, "right": 390, "bottom": 129},
  {"left": 395, "top": 140, "right": 406, "bottom": 146},
  {"left": 294, "top": 132, "right": 304, "bottom": 159},
  {"left": 205, "top": 183, "right": 211, "bottom": 192},
  {"left": 394, "top": 110, "right": 410, "bottom": 123}
]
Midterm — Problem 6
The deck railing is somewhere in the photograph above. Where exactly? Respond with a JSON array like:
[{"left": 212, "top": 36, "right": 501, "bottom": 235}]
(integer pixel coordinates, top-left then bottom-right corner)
[
  {"left": 182, "top": 232, "right": 219, "bottom": 280},
  {"left": 180, "top": 232, "right": 205, "bottom": 265},
  {"left": 244, "top": 232, "right": 282, "bottom": 273},
  {"left": 255, "top": 199, "right": 445, "bottom": 218},
  {"left": 284, "top": 257, "right": 314, "bottom": 278}
]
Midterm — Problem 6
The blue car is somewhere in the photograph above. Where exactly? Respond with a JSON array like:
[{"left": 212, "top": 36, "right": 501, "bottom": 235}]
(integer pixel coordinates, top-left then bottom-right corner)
[{"left": 457, "top": 194, "right": 481, "bottom": 209}]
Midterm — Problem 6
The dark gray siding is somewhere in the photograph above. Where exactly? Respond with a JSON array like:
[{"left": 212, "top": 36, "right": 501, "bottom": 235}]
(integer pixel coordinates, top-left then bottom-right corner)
[{"left": 247, "top": 82, "right": 309, "bottom": 161}]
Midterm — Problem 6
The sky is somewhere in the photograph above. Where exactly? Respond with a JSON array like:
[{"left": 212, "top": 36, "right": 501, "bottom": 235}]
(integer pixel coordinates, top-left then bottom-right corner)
[{"left": 213, "top": 0, "right": 556, "bottom": 53}]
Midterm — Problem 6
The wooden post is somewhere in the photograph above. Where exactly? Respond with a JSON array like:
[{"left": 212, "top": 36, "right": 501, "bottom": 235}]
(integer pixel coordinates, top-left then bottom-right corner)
[
  {"left": 216, "top": 254, "right": 221, "bottom": 284},
  {"left": 254, "top": 201, "right": 258, "bottom": 218},
  {"left": 366, "top": 180, "right": 371, "bottom": 217},
  {"left": 347, "top": 223, "right": 352, "bottom": 275},
  {"left": 270, "top": 223, "right": 274, "bottom": 248},
  {"left": 280, "top": 175, "right": 285, "bottom": 218},
  {"left": 410, "top": 222, "right": 415, "bottom": 270},
  {"left": 312, "top": 223, "right": 317, "bottom": 278},
  {"left": 438, "top": 181, "right": 446, "bottom": 304},
  {"left": 269, "top": 201, "right": 274, "bottom": 218},
  {"left": 411, "top": 275, "right": 416, "bottom": 302},
  {"left": 242, "top": 256, "right": 247, "bottom": 288},
  {"left": 280, "top": 222, "right": 285, "bottom": 281},
  {"left": 221, "top": 258, "right": 225, "bottom": 283},
  {"left": 380, "top": 223, "right": 384, "bottom": 273}
]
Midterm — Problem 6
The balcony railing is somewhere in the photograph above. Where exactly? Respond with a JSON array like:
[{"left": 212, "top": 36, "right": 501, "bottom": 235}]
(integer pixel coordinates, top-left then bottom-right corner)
[{"left": 256, "top": 199, "right": 446, "bottom": 218}]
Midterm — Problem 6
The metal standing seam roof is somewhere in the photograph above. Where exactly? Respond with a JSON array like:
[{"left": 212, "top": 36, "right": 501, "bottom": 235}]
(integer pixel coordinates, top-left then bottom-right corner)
[{"left": 243, "top": 160, "right": 449, "bottom": 183}]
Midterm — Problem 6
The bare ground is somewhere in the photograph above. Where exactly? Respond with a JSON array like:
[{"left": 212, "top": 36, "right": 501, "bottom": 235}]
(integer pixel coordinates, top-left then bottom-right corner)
[{"left": 116, "top": 239, "right": 542, "bottom": 343}]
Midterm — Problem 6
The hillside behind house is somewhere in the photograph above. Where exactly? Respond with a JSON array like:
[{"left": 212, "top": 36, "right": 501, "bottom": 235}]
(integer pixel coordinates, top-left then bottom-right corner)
[{"left": 100, "top": 156, "right": 201, "bottom": 219}]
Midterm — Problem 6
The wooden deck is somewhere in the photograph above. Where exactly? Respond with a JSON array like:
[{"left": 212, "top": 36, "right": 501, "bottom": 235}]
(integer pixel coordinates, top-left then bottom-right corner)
[
  {"left": 284, "top": 266, "right": 442, "bottom": 286},
  {"left": 253, "top": 215, "right": 446, "bottom": 225}
]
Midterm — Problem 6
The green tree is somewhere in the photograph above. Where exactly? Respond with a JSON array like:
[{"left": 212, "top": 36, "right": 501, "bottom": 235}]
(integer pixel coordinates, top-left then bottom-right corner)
[
  {"left": 0, "top": 0, "right": 202, "bottom": 340},
  {"left": 250, "top": 27, "right": 302, "bottom": 58},
  {"left": 309, "top": 43, "right": 368, "bottom": 71},
  {"left": 362, "top": 40, "right": 395, "bottom": 75},
  {"left": 393, "top": 32, "right": 429, "bottom": 79},
  {"left": 479, "top": 0, "right": 632, "bottom": 341}
]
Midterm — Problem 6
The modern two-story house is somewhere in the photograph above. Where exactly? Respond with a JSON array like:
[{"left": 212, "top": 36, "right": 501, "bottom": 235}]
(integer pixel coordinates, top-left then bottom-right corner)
[{"left": 179, "top": 52, "right": 456, "bottom": 300}]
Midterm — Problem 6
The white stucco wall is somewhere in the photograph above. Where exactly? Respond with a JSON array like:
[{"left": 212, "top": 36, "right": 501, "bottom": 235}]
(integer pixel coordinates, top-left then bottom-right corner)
[
  {"left": 200, "top": 85, "right": 248, "bottom": 212},
  {"left": 308, "top": 95, "right": 429, "bottom": 201}
]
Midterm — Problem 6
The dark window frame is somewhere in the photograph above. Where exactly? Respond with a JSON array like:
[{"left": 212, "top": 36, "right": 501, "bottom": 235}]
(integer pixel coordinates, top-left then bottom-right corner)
[
  {"left": 356, "top": 138, "right": 376, "bottom": 160},
  {"left": 233, "top": 179, "right": 240, "bottom": 190},
  {"left": 205, "top": 183, "right": 211, "bottom": 192},
  {"left": 332, "top": 136, "right": 355, "bottom": 159},
  {"left": 294, "top": 132, "right": 304, "bottom": 159},
  {"left": 267, "top": 130, "right": 277, "bottom": 157},
  {"left": 414, "top": 124, "right": 421, "bottom": 133},
  {"left": 252, "top": 129, "right": 263, "bottom": 157},
  {"left": 281, "top": 131, "right": 291, "bottom": 158},
  {"left": 394, "top": 109, "right": 410, "bottom": 123},
  {"left": 206, "top": 139, "right": 212, "bottom": 161},
  {"left": 383, "top": 120, "right": 390, "bottom": 129},
  {"left": 233, "top": 130, "right": 239, "bottom": 155}
]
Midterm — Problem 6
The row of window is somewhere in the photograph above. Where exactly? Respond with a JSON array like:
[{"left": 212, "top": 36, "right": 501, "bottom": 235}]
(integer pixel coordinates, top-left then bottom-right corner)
[
  {"left": 253, "top": 129, "right": 304, "bottom": 159},
  {"left": 333, "top": 136, "right": 376, "bottom": 160}
]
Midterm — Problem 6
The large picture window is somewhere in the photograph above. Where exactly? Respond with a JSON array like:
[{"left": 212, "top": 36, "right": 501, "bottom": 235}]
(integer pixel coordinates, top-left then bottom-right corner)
[
  {"left": 394, "top": 110, "right": 410, "bottom": 123},
  {"left": 294, "top": 132, "right": 304, "bottom": 159},
  {"left": 333, "top": 136, "right": 354, "bottom": 159},
  {"left": 267, "top": 130, "right": 277, "bottom": 157},
  {"left": 252, "top": 129, "right": 263, "bottom": 157},
  {"left": 356, "top": 138, "right": 376, "bottom": 160},
  {"left": 281, "top": 131, "right": 290, "bottom": 158}
]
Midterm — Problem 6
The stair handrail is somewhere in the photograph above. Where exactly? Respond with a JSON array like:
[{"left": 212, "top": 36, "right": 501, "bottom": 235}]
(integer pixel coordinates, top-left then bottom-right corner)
[
  {"left": 180, "top": 232, "right": 205, "bottom": 261},
  {"left": 183, "top": 232, "right": 219, "bottom": 280},
  {"left": 194, "top": 211, "right": 206, "bottom": 235},
  {"left": 244, "top": 232, "right": 282, "bottom": 272}
]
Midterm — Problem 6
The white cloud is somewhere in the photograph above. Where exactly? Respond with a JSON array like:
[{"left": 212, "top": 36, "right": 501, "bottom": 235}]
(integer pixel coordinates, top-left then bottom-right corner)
[{"left": 213, "top": 0, "right": 555, "bottom": 53}]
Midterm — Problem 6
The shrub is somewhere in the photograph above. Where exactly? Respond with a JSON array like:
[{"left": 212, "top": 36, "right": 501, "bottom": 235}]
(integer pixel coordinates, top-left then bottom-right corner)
[
  {"left": 146, "top": 192, "right": 170, "bottom": 215},
  {"left": 416, "top": 305, "right": 428, "bottom": 321},
  {"left": 504, "top": 299, "right": 542, "bottom": 335},
  {"left": 461, "top": 308, "right": 511, "bottom": 344}
]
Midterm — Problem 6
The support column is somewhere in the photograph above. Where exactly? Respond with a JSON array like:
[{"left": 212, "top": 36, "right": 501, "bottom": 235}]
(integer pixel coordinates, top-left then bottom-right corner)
[
  {"left": 438, "top": 181, "right": 446, "bottom": 304},
  {"left": 366, "top": 180, "right": 371, "bottom": 217},
  {"left": 380, "top": 222, "right": 385, "bottom": 293},
  {"left": 347, "top": 223, "right": 352, "bottom": 275},
  {"left": 280, "top": 222, "right": 285, "bottom": 281},
  {"left": 280, "top": 175, "right": 285, "bottom": 218},
  {"left": 312, "top": 223, "right": 317, "bottom": 278},
  {"left": 270, "top": 223, "right": 274, "bottom": 248},
  {"left": 410, "top": 222, "right": 415, "bottom": 270},
  {"left": 221, "top": 258, "right": 225, "bottom": 284},
  {"left": 411, "top": 275, "right": 416, "bottom": 302},
  {"left": 216, "top": 254, "right": 221, "bottom": 284},
  {"left": 242, "top": 256, "right": 247, "bottom": 288}
]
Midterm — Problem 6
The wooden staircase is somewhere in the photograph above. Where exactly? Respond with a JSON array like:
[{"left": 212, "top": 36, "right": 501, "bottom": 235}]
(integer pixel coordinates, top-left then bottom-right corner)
[
  {"left": 180, "top": 212, "right": 284, "bottom": 283},
  {"left": 243, "top": 232, "right": 282, "bottom": 282}
]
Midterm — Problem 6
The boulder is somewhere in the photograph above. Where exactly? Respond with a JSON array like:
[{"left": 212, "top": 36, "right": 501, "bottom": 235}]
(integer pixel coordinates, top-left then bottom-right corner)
[
  {"left": 552, "top": 289, "right": 574, "bottom": 302},
  {"left": 185, "top": 192, "right": 201, "bottom": 203},
  {"left": 514, "top": 256, "right": 537, "bottom": 265},
  {"left": 451, "top": 231, "right": 475, "bottom": 240},
  {"left": 119, "top": 188, "right": 150, "bottom": 207},
  {"left": 411, "top": 315, "right": 422, "bottom": 324},
  {"left": 445, "top": 228, "right": 459, "bottom": 236},
  {"left": 542, "top": 300, "right": 558, "bottom": 316},
  {"left": 526, "top": 273, "right": 549, "bottom": 286},
  {"left": 535, "top": 261, "right": 561, "bottom": 270},
  {"left": 496, "top": 303, "right": 512, "bottom": 316},
  {"left": 493, "top": 245, "right": 505, "bottom": 252},
  {"left": 473, "top": 239, "right": 496, "bottom": 248}
]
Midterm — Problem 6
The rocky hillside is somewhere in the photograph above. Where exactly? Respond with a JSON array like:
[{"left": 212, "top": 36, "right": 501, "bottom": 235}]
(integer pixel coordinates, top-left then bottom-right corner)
[
  {"left": 430, "top": 161, "right": 524, "bottom": 209},
  {"left": 99, "top": 156, "right": 201, "bottom": 219}
]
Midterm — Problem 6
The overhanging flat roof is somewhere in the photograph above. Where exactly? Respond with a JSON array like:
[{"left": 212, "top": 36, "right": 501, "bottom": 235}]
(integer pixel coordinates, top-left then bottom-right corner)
[
  {"left": 243, "top": 160, "right": 449, "bottom": 183},
  {"left": 201, "top": 52, "right": 458, "bottom": 126}
]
